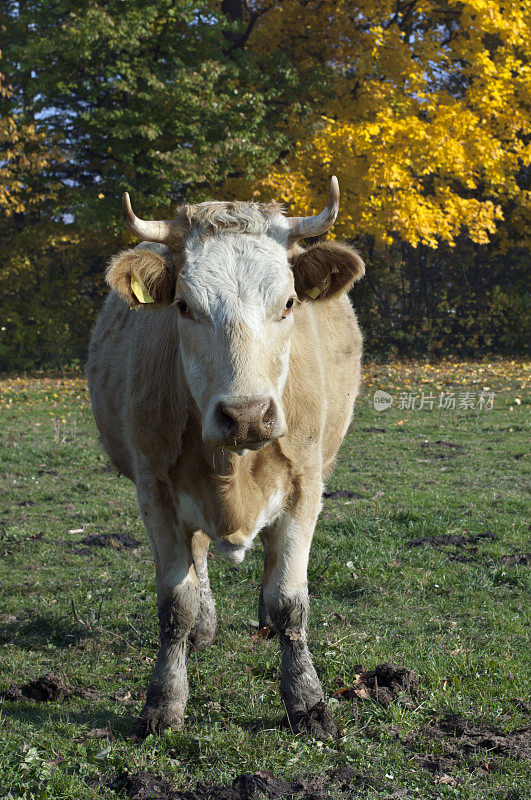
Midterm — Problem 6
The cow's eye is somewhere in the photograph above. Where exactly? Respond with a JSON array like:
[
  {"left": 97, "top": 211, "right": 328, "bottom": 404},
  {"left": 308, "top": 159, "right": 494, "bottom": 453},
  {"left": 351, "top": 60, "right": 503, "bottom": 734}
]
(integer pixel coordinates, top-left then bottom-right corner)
[
  {"left": 177, "top": 300, "right": 192, "bottom": 318},
  {"left": 281, "top": 297, "right": 296, "bottom": 319}
]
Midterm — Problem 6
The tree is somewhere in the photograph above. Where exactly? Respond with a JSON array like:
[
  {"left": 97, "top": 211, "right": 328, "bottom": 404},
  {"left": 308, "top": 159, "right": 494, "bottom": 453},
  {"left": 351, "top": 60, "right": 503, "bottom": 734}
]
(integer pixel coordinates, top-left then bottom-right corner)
[
  {"left": 240, "top": 0, "right": 530, "bottom": 250},
  {"left": 0, "top": 0, "right": 303, "bottom": 226},
  {"left": 0, "top": 0, "right": 308, "bottom": 368}
]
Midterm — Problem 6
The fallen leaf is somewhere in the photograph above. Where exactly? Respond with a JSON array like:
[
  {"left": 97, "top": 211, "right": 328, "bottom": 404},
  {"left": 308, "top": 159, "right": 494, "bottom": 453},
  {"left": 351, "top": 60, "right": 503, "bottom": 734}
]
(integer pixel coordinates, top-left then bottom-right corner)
[
  {"left": 84, "top": 728, "right": 110, "bottom": 740},
  {"left": 253, "top": 626, "right": 272, "bottom": 640},
  {"left": 435, "top": 774, "right": 458, "bottom": 786}
]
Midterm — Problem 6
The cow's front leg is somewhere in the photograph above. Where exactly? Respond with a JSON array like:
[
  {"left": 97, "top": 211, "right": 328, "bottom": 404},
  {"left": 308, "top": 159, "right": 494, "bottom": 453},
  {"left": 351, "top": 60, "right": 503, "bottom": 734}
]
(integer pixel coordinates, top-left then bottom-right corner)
[
  {"left": 262, "top": 500, "right": 341, "bottom": 740},
  {"left": 135, "top": 479, "right": 200, "bottom": 737},
  {"left": 189, "top": 531, "right": 217, "bottom": 651}
]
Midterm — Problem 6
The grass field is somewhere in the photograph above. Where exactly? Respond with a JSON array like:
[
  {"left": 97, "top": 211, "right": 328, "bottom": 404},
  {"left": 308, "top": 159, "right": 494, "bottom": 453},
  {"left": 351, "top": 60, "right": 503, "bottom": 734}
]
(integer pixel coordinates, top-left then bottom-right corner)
[{"left": 0, "top": 360, "right": 529, "bottom": 799}]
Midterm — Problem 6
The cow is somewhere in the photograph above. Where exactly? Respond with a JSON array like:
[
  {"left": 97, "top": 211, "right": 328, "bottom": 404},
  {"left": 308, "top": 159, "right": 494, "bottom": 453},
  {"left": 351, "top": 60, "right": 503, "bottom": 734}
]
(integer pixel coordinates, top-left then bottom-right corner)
[{"left": 87, "top": 177, "right": 365, "bottom": 739}]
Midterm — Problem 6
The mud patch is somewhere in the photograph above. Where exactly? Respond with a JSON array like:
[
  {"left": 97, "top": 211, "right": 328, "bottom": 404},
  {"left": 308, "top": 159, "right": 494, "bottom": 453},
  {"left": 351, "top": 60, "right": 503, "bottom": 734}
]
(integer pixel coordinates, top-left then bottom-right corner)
[
  {"left": 80, "top": 532, "right": 140, "bottom": 550},
  {"left": 513, "top": 698, "right": 531, "bottom": 715},
  {"left": 406, "top": 530, "right": 496, "bottom": 550},
  {"left": 406, "top": 714, "right": 531, "bottom": 771},
  {"left": 113, "top": 771, "right": 176, "bottom": 800},
  {"left": 334, "top": 663, "right": 421, "bottom": 708},
  {"left": 110, "top": 766, "right": 368, "bottom": 799},
  {"left": 1, "top": 672, "right": 73, "bottom": 702},
  {"left": 500, "top": 552, "right": 530, "bottom": 567},
  {"left": 323, "top": 489, "right": 363, "bottom": 500},
  {"left": 420, "top": 440, "right": 464, "bottom": 459},
  {"left": 0, "top": 672, "right": 132, "bottom": 704}
]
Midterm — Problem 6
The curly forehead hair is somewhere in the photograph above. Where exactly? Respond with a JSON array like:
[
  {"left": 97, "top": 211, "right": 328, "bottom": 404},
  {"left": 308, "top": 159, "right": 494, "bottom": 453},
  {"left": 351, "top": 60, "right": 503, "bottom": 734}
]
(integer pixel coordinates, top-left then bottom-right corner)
[{"left": 180, "top": 201, "right": 285, "bottom": 237}]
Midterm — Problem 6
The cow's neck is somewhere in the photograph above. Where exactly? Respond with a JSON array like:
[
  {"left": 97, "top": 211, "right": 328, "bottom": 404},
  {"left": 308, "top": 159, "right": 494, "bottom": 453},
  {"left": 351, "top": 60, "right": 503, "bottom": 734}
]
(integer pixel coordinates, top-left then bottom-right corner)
[
  {"left": 205, "top": 438, "right": 291, "bottom": 538},
  {"left": 169, "top": 408, "right": 291, "bottom": 539}
]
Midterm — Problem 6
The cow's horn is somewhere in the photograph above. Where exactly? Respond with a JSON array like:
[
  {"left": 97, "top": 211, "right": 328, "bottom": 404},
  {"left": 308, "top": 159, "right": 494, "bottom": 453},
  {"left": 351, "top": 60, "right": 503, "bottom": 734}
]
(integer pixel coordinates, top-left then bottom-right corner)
[
  {"left": 122, "top": 192, "right": 177, "bottom": 243},
  {"left": 287, "top": 176, "right": 340, "bottom": 240}
]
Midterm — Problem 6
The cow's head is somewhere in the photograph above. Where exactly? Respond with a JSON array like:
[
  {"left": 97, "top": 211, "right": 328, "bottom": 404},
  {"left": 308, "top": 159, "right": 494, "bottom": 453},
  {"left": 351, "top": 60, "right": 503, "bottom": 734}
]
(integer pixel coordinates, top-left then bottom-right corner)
[{"left": 107, "top": 178, "right": 364, "bottom": 452}]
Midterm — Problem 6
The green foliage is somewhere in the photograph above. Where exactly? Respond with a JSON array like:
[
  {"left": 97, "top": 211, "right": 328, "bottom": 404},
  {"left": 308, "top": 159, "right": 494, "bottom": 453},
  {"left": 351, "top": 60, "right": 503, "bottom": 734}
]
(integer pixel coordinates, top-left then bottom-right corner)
[
  {"left": 1, "top": 0, "right": 301, "bottom": 223},
  {"left": 353, "top": 229, "right": 529, "bottom": 360},
  {"left": 0, "top": 224, "right": 113, "bottom": 371}
]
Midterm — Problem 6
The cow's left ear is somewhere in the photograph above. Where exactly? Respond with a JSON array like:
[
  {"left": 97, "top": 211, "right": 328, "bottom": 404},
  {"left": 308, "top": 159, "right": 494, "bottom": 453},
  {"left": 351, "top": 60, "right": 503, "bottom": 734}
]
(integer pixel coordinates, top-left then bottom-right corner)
[
  {"left": 291, "top": 241, "right": 365, "bottom": 302},
  {"left": 106, "top": 243, "right": 175, "bottom": 308}
]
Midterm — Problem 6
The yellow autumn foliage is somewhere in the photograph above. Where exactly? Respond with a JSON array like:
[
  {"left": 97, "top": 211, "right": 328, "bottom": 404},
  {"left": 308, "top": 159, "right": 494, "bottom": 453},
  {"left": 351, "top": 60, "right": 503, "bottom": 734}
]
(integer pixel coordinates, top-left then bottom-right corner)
[{"left": 236, "top": 0, "right": 530, "bottom": 248}]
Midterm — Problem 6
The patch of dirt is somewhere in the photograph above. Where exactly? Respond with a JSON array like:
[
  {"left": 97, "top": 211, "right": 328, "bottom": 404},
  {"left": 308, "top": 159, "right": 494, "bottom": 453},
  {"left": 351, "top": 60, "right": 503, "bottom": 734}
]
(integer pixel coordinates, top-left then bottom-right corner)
[
  {"left": 334, "top": 663, "right": 421, "bottom": 708},
  {"left": 420, "top": 440, "right": 464, "bottom": 459},
  {"left": 111, "top": 766, "right": 368, "bottom": 799},
  {"left": 513, "top": 698, "right": 531, "bottom": 715},
  {"left": 113, "top": 772, "right": 176, "bottom": 799},
  {"left": 406, "top": 714, "right": 531, "bottom": 770},
  {"left": 409, "top": 753, "right": 456, "bottom": 774},
  {"left": 362, "top": 427, "right": 387, "bottom": 433},
  {"left": 1, "top": 673, "right": 73, "bottom": 702},
  {"left": 0, "top": 671, "right": 132, "bottom": 704},
  {"left": 322, "top": 489, "right": 363, "bottom": 500},
  {"left": 80, "top": 532, "right": 140, "bottom": 550},
  {"left": 406, "top": 531, "right": 496, "bottom": 549},
  {"left": 500, "top": 552, "right": 531, "bottom": 567}
]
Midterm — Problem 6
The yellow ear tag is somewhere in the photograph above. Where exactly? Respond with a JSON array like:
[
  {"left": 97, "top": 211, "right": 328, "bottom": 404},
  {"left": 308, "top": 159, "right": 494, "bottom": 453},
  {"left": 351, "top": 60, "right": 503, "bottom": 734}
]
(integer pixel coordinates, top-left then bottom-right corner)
[
  {"left": 305, "top": 285, "right": 323, "bottom": 299},
  {"left": 131, "top": 275, "right": 154, "bottom": 304}
]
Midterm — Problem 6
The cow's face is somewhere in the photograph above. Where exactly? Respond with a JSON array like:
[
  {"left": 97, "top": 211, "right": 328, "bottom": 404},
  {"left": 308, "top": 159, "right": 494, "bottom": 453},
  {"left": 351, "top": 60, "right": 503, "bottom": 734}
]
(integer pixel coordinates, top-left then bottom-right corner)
[
  {"left": 107, "top": 190, "right": 365, "bottom": 452},
  {"left": 176, "top": 231, "right": 293, "bottom": 451}
]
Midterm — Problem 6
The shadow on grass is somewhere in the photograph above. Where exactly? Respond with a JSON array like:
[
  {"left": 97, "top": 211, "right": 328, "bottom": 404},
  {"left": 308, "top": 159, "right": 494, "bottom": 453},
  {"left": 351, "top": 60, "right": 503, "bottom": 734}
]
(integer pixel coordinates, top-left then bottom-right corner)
[
  {"left": 0, "top": 612, "right": 92, "bottom": 649},
  {"left": 0, "top": 611, "right": 150, "bottom": 652},
  {"left": 234, "top": 714, "right": 287, "bottom": 734},
  {"left": 0, "top": 702, "right": 135, "bottom": 736}
]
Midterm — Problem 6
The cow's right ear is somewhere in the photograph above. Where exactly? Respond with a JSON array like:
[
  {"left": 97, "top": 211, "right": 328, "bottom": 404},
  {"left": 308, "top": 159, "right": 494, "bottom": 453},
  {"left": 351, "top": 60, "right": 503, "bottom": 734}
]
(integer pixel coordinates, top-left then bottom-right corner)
[{"left": 106, "top": 245, "right": 175, "bottom": 307}]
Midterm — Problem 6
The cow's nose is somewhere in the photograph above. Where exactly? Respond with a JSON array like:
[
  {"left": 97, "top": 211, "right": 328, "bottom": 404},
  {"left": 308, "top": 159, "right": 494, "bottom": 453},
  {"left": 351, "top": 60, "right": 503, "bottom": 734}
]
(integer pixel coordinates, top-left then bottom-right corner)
[{"left": 214, "top": 397, "right": 279, "bottom": 446}]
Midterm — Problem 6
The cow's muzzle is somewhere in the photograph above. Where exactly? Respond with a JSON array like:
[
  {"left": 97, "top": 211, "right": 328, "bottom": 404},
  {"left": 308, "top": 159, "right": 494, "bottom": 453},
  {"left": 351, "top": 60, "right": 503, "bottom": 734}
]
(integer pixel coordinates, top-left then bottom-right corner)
[{"left": 205, "top": 396, "right": 287, "bottom": 450}]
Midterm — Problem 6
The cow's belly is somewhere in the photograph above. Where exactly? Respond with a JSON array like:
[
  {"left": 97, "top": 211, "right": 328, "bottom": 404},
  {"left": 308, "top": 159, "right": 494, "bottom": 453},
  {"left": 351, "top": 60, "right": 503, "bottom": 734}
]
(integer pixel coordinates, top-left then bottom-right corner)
[{"left": 175, "top": 489, "right": 285, "bottom": 564}]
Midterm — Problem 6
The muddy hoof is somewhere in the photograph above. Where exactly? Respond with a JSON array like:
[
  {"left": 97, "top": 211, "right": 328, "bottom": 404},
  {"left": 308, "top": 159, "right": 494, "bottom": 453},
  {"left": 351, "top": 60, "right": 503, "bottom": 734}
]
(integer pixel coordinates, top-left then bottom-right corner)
[
  {"left": 292, "top": 700, "right": 342, "bottom": 740},
  {"left": 134, "top": 707, "right": 184, "bottom": 738}
]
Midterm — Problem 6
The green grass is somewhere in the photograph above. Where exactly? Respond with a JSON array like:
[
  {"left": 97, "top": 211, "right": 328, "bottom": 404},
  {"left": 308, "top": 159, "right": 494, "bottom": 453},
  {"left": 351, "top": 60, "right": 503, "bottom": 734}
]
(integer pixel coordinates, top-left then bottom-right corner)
[{"left": 0, "top": 361, "right": 529, "bottom": 799}]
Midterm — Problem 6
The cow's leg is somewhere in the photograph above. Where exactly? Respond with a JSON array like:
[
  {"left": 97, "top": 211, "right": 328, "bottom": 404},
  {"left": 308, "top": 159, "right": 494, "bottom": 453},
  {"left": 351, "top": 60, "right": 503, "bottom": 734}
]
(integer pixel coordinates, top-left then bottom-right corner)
[
  {"left": 262, "top": 498, "right": 341, "bottom": 740},
  {"left": 189, "top": 531, "right": 217, "bottom": 650},
  {"left": 135, "top": 478, "right": 200, "bottom": 737}
]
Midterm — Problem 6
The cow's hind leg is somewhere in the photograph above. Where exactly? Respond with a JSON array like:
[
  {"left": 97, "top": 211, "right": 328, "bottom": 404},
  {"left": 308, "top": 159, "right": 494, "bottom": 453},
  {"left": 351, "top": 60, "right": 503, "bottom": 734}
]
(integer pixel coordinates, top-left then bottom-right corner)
[
  {"left": 135, "top": 477, "right": 199, "bottom": 737},
  {"left": 189, "top": 531, "right": 217, "bottom": 650},
  {"left": 262, "top": 498, "right": 341, "bottom": 740}
]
